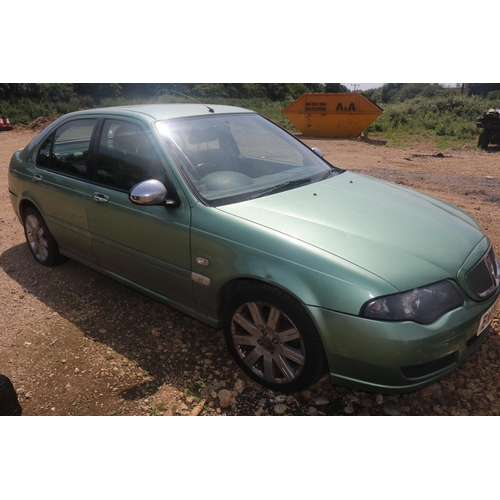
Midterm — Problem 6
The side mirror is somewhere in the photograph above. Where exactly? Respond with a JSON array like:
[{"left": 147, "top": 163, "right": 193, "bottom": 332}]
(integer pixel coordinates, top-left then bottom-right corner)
[
  {"left": 311, "top": 147, "right": 323, "bottom": 158},
  {"left": 129, "top": 179, "right": 168, "bottom": 206}
]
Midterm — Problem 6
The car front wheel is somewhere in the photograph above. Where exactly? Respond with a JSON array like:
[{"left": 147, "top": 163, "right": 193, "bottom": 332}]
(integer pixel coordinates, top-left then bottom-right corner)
[
  {"left": 23, "top": 206, "right": 63, "bottom": 266},
  {"left": 223, "top": 283, "right": 327, "bottom": 393}
]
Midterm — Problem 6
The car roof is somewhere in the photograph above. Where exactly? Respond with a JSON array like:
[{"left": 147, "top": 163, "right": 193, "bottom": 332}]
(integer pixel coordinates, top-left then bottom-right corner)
[
  {"left": 71, "top": 103, "right": 255, "bottom": 121},
  {"left": 18, "top": 103, "right": 258, "bottom": 161}
]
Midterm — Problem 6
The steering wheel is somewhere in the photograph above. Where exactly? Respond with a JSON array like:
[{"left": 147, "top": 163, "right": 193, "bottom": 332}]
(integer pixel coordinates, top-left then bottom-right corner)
[{"left": 195, "top": 162, "right": 220, "bottom": 177}]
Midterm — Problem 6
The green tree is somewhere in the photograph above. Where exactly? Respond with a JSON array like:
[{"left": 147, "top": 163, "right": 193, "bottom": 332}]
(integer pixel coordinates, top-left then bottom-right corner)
[
  {"left": 324, "top": 83, "right": 349, "bottom": 93},
  {"left": 467, "top": 83, "right": 500, "bottom": 97}
]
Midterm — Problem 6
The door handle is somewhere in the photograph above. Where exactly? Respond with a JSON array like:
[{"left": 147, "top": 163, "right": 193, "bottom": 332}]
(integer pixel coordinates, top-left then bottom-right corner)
[
  {"left": 31, "top": 174, "right": 43, "bottom": 183},
  {"left": 92, "top": 193, "right": 109, "bottom": 204}
]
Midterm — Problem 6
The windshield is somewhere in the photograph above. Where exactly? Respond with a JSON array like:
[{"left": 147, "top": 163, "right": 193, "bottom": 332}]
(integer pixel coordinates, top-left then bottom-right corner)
[{"left": 155, "top": 113, "right": 341, "bottom": 206}]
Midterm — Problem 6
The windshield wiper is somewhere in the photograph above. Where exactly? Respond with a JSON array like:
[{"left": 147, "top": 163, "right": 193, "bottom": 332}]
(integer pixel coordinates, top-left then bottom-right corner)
[
  {"left": 319, "top": 169, "right": 338, "bottom": 180},
  {"left": 248, "top": 177, "right": 312, "bottom": 200}
]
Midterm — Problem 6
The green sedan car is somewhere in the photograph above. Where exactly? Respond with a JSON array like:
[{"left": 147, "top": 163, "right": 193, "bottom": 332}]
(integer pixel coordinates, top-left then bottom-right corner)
[{"left": 8, "top": 104, "right": 500, "bottom": 393}]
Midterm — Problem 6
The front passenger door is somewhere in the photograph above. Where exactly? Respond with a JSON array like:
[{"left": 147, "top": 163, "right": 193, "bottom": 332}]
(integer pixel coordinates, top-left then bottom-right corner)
[{"left": 85, "top": 118, "right": 194, "bottom": 307}]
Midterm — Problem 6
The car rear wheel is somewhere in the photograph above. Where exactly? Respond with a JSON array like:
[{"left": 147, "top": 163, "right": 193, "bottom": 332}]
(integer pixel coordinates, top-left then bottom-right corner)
[
  {"left": 223, "top": 283, "right": 327, "bottom": 392},
  {"left": 23, "top": 207, "right": 63, "bottom": 266}
]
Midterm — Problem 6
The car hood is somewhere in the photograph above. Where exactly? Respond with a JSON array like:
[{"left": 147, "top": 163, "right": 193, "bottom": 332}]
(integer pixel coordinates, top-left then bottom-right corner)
[{"left": 218, "top": 171, "right": 485, "bottom": 291}]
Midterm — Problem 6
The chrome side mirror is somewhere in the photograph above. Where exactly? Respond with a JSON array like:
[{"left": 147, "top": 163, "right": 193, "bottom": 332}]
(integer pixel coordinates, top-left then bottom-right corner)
[
  {"left": 311, "top": 147, "right": 323, "bottom": 158},
  {"left": 129, "top": 179, "right": 167, "bottom": 206}
]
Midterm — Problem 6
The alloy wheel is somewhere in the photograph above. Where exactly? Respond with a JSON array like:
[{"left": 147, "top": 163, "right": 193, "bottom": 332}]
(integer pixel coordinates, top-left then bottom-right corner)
[
  {"left": 25, "top": 214, "right": 49, "bottom": 263},
  {"left": 230, "top": 301, "right": 306, "bottom": 385}
]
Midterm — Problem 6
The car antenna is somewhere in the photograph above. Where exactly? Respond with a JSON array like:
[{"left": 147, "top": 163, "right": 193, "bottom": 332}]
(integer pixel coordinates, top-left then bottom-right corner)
[{"left": 166, "top": 88, "right": 214, "bottom": 113}]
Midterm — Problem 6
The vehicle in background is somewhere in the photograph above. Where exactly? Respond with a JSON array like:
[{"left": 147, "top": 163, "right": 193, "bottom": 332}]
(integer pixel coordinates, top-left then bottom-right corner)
[{"left": 477, "top": 106, "right": 500, "bottom": 149}]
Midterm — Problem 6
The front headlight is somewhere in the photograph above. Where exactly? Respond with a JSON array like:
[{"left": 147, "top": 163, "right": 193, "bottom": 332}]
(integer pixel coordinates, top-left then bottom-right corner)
[{"left": 361, "top": 281, "right": 464, "bottom": 324}]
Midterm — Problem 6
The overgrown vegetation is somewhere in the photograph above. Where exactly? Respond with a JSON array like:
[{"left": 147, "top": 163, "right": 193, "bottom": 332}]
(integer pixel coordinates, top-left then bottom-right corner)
[
  {"left": 365, "top": 92, "right": 497, "bottom": 148},
  {"left": 0, "top": 83, "right": 346, "bottom": 125},
  {"left": 361, "top": 84, "right": 500, "bottom": 148},
  {"left": 1, "top": 83, "right": 499, "bottom": 149}
]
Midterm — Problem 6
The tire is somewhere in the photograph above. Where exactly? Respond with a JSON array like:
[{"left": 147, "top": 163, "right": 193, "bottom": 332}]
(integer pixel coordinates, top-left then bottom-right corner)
[
  {"left": 223, "top": 283, "right": 327, "bottom": 392},
  {"left": 0, "top": 374, "right": 22, "bottom": 416},
  {"left": 478, "top": 130, "right": 490, "bottom": 149},
  {"left": 23, "top": 206, "right": 63, "bottom": 266}
]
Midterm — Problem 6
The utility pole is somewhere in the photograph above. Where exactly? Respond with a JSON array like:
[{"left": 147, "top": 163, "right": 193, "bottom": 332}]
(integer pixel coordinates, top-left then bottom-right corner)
[{"left": 351, "top": 84, "right": 360, "bottom": 92}]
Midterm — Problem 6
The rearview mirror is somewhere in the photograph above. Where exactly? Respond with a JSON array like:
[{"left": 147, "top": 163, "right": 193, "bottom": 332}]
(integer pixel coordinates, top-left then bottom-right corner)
[{"left": 311, "top": 147, "right": 323, "bottom": 158}]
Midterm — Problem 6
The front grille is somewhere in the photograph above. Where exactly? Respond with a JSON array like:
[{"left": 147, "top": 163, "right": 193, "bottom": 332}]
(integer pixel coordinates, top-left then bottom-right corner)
[{"left": 466, "top": 246, "right": 500, "bottom": 299}]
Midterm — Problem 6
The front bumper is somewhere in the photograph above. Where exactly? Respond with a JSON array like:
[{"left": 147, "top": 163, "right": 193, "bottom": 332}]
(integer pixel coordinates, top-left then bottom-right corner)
[{"left": 308, "top": 291, "right": 499, "bottom": 394}]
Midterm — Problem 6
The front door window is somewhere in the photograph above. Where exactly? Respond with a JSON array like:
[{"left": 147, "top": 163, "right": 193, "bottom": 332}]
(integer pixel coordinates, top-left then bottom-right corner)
[{"left": 97, "top": 120, "right": 165, "bottom": 190}]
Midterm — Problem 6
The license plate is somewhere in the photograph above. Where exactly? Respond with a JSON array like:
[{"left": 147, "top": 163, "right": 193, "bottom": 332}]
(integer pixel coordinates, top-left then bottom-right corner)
[{"left": 477, "top": 295, "right": 500, "bottom": 336}]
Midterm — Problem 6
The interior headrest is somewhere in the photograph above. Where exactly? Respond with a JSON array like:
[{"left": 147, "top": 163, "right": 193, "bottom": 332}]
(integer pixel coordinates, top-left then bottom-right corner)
[{"left": 188, "top": 126, "right": 218, "bottom": 144}]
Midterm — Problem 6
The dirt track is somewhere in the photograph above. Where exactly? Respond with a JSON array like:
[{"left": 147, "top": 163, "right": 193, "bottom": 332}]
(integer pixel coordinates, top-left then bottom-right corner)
[{"left": 1, "top": 129, "right": 499, "bottom": 416}]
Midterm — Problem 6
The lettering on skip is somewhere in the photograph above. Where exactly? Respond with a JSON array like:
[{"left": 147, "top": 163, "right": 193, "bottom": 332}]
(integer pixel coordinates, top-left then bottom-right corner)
[
  {"left": 304, "top": 101, "right": 357, "bottom": 112},
  {"left": 336, "top": 103, "right": 356, "bottom": 111},
  {"left": 305, "top": 102, "right": 327, "bottom": 112}
]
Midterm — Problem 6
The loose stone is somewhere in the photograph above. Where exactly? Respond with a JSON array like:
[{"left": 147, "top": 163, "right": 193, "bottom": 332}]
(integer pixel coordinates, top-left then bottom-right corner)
[
  {"left": 300, "top": 390, "right": 312, "bottom": 401},
  {"left": 314, "top": 396, "right": 329, "bottom": 405},
  {"left": 218, "top": 389, "right": 235, "bottom": 408},
  {"left": 346, "top": 394, "right": 360, "bottom": 404},
  {"left": 361, "top": 398, "right": 373, "bottom": 408},
  {"left": 234, "top": 379, "right": 245, "bottom": 394},
  {"left": 274, "top": 404, "right": 287, "bottom": 415},
  {"left": 383, "top": 404, "right": 401, "bottom": 416}
]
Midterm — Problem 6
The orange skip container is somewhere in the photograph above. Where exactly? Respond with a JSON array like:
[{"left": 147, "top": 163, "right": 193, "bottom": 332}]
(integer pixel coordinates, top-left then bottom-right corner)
[{"left": 282, "top": 93, "right": 383, "bottom": 137}]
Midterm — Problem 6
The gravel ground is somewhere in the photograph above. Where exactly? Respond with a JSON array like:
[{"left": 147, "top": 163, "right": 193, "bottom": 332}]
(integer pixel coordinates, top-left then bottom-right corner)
[{"left": 1, "top": 129, "right": 499, "bottom": 416}]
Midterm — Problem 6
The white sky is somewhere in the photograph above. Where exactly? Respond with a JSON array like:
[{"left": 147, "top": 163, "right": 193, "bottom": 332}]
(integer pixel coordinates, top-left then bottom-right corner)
[
  {"left": 341, "top": 83, "right": 384, "bottom": 91},
  {"left": 341, "top": 83, "right": 461, "bottom": 91}
]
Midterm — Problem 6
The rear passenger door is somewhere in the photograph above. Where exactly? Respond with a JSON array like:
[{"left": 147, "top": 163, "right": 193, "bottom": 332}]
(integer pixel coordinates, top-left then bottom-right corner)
[
  {"left": 34, "top": 118, "right": 98, "bottom": 264},
  {"left": 85, "top": 118, "right": 194, "bottom": 307}
]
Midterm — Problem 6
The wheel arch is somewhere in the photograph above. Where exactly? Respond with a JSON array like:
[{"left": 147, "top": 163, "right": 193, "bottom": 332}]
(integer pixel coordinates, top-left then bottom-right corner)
[
  {"left": 19, "top": 198, "right": 41, "bottom": 221},
  {"left": 217, "top": 276, "right": 318, "bottom": 328}
]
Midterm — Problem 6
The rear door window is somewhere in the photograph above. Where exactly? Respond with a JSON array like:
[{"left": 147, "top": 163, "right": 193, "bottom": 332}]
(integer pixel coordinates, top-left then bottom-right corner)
[{"left": 36, "top": 119, "right": 96, "bottom": 179}]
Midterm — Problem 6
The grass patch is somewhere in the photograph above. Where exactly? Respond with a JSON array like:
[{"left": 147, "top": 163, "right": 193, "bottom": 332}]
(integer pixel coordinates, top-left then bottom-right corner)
[{"left": 365, "top": 93, "right": 494, "bottom": 149}]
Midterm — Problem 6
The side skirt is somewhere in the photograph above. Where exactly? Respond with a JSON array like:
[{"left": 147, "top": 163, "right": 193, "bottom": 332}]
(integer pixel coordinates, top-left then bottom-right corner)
[{"left": 59, "top": 248, "right": 222, "bottom": 329}]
